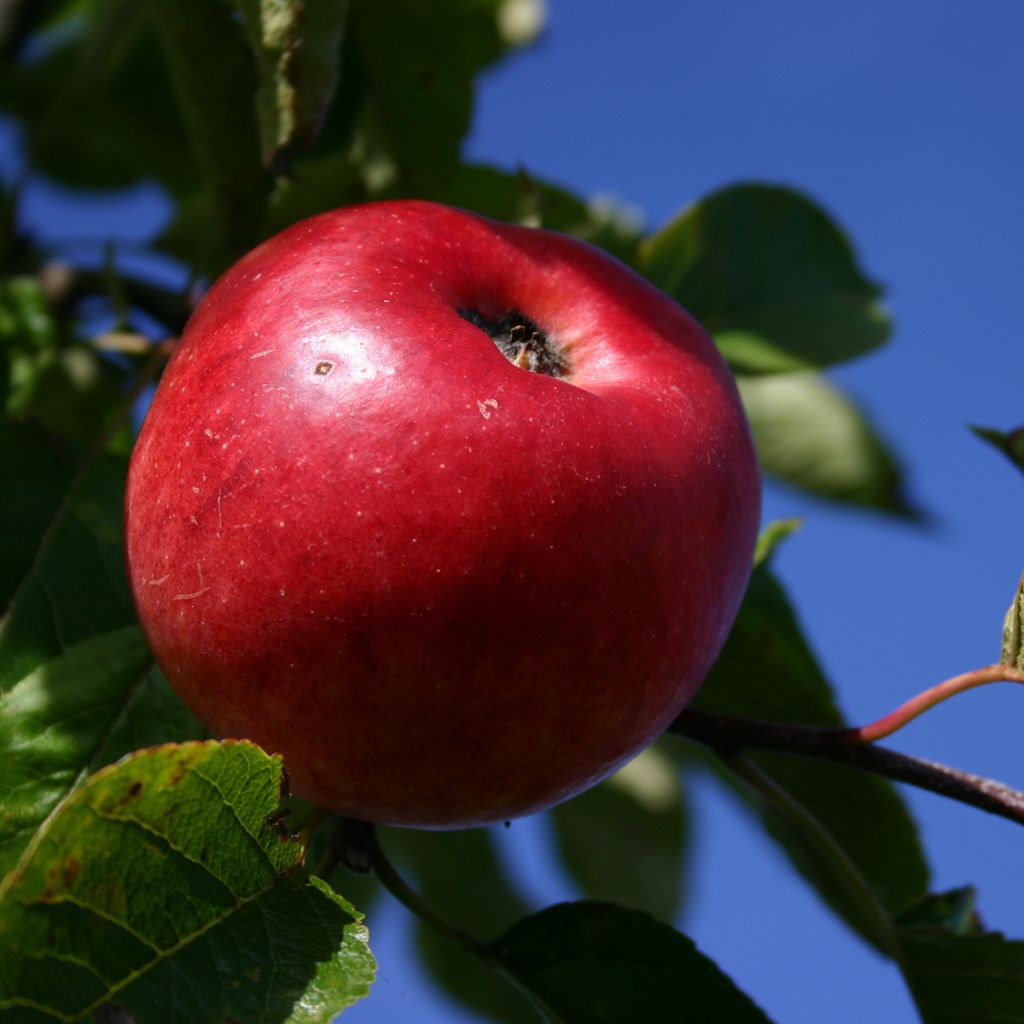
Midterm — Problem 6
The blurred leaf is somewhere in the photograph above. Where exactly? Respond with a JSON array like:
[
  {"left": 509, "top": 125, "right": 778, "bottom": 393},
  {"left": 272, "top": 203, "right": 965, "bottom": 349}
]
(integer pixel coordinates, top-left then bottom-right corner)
[
  {"left": 148, "top": 0, "right": 271, "bottom": 255},
  {"left": 8, "top": 343, "right": 127, "bottom": 444},
  {"left": 0, "top": 276, "right": 57, "bottom": 353},
  {"left": 233, "top": 0, "right": 351, "bottom": 166},
  {"left": 432, "top": 164, "right": 643, "bottom": 265},
  {"left": 0, "top": 0, "right": 64, "bottom": 60},
  {"left": 692, "top": 565, "right": 931, "bottom": 947},
  {"left": 895, "top": 887, "right": 982, "bottom": 935},
  {"left": 894, "top": 889, "right": 1024, "bottom": 1024},
  {"left": 265, "top": 150, "right": 366, "bottom": 234},
  {"left": 0, "top": 2, "right": 194, "bottom": 193},
  {"left": 971, "top": 423, "right": 1024, "bottom": 476},
  {"left": 387, "top": 826, "right": 537, "bottom": 1023},
  {"left": 639, "top": 183, "right": 890, "bottom": 373},
  {"left": 347, "top": 0, "right": 515, "bottom": 192},
  {"left": 0, "top": 741, "right": 376, "bottom": 1022},
  {"left": 1000, "top": 571, "right": 1024, "bottom": 670},
  {"left": 752, "top": 517, "right": 802, "bottom": 568},
  {"left": 551, "top": 745, "right": 687, "bottom": 921},
  {"left": 738, "top": 371, "right": 918, "bottom": 518},
  {"left": 491, "top": 901, "right": 775, "bottom": 1023},
  {"left": 0, "top": 420, "right": 78, "bottom": 612}
]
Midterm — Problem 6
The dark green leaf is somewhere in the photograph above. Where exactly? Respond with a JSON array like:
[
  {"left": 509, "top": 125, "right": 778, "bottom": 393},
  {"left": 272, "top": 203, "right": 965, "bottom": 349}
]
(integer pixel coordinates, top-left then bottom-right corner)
[
  {"left": 431, "top": 164, "right": 643, "bottom": 266},
  {"left": 233, "top": 0, "right": 351, "bottom": 165},
  {"left": 972, "top": 423, "right": 1024, "bottom": 476},
  {"left": 551, "top": 746, "right": 687, "bottom": 921},
  {"left": 894, "top": 889, "right": 1024, "bottom": 1024},
  {"left": 895, "top": 887, "right": 983, "bottom": 935},
  {"left": 148, "top": 0, "right": 271, "bottom": 257},
  {"left": 639, "top": 183, "right": 890, "bottom": 372},
  {"left": 347, "top": 0, "right": 516, "bottom": 192},
  {"left": 0, "top": 741, "right": 376, "bottom": 1022},
  {"left": 0, "top": 430, "right": 205, "bottom": 875},
  {"left": 692, "top": 566, "right": 931, "bottom": 946},
  {"left": 738, "top": 371, "right": 919, "bottom": 518},
  {"left": 0, "top": 421, "right": 78, "bottom": 613},
  {"left": 0, "top": 451, "right": 134, "bottom": 690},
  {"left": 492, "top": 901, "right": 775, "bottom": 1024},
  {"left": 387, "top": 826, "right": 537, "bottom": 1023},
  {"left": 0, "top": 3, "right": 194, "bottom": 193},
  {"left": 1001, "top": 571, "right": 1024, "bottom": 670}
]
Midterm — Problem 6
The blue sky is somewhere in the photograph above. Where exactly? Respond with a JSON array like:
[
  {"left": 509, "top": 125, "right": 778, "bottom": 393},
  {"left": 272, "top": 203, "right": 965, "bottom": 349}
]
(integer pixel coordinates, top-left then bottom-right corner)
[
  {"left": 4, "top": 2, "right": 1023, "bottom": 1021},
  {"left": 351, "top": 3, "right": 1024, "bottom": 1022}
]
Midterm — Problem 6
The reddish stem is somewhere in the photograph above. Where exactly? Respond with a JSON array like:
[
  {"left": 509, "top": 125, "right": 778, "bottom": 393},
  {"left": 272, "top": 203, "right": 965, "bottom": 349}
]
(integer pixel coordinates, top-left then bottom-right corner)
[{"left": 837, "top": 663, "right": 1024, "bottom": 744}]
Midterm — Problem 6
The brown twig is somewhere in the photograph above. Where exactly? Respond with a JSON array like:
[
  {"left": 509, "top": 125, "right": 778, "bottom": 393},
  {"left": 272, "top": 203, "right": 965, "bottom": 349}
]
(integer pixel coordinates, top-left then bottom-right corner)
[{"left": 670, "top": 708, "right": 1024, "bottom": 827}]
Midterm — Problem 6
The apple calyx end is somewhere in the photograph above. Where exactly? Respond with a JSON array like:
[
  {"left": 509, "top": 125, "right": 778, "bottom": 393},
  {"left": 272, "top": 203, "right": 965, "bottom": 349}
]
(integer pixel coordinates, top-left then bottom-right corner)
[{"left": 458, "top": 306, "right": 569, "bottom": 378}]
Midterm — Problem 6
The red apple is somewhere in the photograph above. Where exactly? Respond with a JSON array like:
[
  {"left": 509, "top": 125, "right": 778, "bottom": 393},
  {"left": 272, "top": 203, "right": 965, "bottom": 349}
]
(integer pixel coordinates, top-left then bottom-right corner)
[{"left": 125, "top": 200, "right": 760, "bottom": 828}]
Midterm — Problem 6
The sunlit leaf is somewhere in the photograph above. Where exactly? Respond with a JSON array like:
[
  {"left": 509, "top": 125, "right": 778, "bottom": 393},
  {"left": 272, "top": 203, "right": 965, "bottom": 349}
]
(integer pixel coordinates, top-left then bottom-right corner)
[
  {"left": 1000, "top": 570, "right": 1024, "bottom": 670},
  {"left": 752, "top": 517, "right": 802, "bottom": 568},
  {"left": 639, "top": 183, "right": 890, "bottom": 373},
  {"left": 738, "top": 372, "right": 918, "bottom": 518},
  {"left": 0, "top": 741, "right": 376, "bottom": 1022},
  {"left": 233, "top": 0, "right": 351, "bottom": 165}
]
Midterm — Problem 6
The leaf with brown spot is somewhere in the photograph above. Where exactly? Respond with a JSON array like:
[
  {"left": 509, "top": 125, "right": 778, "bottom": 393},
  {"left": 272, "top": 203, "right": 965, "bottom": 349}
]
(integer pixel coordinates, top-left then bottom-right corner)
[{"left": 0, "top": 741, "right": 376, "bottom": 1022}]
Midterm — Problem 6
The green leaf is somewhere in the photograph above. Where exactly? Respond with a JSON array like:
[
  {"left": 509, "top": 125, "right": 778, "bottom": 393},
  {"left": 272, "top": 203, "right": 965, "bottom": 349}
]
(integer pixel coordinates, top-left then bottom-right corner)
[
  {"left": 1001, "top": 571, "right": 1024, "bottom": 670},
  {"left": 895, "top": 887, "right": 982, "bottom": 934},
  {"left": 432, "top": 164, "right": 643, "bottom": 266},
  {"left": 894, "top": 890, "right": 1024, "bottom": 1024},
  {"left": 752, "top": 517, "right": 802, "bottom": 568},
  {"left": 0, "top": 427, "right": 205, "bottom": 876},
  {"left": 971, "top": 423, "right": 1024, "bottom": 476},
  {"left": 491, "top": 901, "right": 775, "bottom": 1023},
  {"left": 0, "top": 450, "right": 134, "bottom": 690},
  {"left": 347, "top": 0, "right": 515, "bottom": 192},
  {"left": 0, "top": 741, "right": 376, "bottom": 1022},
  {"left": 148, "top": 0, "right": 271, "bottom": 255},
  {"left": 692, "top": 566, "right": 931, "bottom": 947},
  {"left": 0, "top": 421, "right": 78, "bottom": 613},
  {"left": 738, "top": 371, "right": 918, "bottom": 518},
  {"left": 551, "top": 745, "right": 687, "bottom": 921},
  {"left": 0, "top": 277, "right": 57, "bottom": 355},
  {"left": 8, "top": 344, "right": 127, "bottom": 446},
  {"left": 387, "top": 827, "right": 537, "bottom": 1023},
  {"left": 0, "top": 627, "right": 154, "bottom": 878},
  {"left": 0, "top": 3, "right": 195, "bottom": 193},
  {"left": 233, "top": 0, "right": 351, "bottom": 166},
  {"left": 638, "top": 183, "right": 890, "bottom": 373}
]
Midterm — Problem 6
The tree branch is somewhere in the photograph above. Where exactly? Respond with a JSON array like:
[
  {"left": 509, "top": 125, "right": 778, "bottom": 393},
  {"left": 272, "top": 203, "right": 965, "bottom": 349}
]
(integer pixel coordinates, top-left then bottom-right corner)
[{"left": 670, "top": 708, "right": 1024, "bottom": 827}]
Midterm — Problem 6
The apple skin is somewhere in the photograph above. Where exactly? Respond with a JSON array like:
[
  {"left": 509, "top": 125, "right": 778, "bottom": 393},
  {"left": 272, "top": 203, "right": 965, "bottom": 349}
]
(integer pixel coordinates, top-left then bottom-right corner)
[{"left": 125, "top": 200, "right": 760, "bottom": 828}]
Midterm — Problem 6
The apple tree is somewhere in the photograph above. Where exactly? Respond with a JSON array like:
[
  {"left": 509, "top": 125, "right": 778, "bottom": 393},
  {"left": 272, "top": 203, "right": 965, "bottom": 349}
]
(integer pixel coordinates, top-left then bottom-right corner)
[{"left": 1, "top": 3, "right": 1023, "bottom": 1022}]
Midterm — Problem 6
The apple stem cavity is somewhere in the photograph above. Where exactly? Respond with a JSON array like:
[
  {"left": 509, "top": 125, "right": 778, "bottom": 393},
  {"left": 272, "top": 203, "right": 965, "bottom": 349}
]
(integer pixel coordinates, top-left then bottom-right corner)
[{"left": 458, "top": 306, "right": 569, "bottom": 378}]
